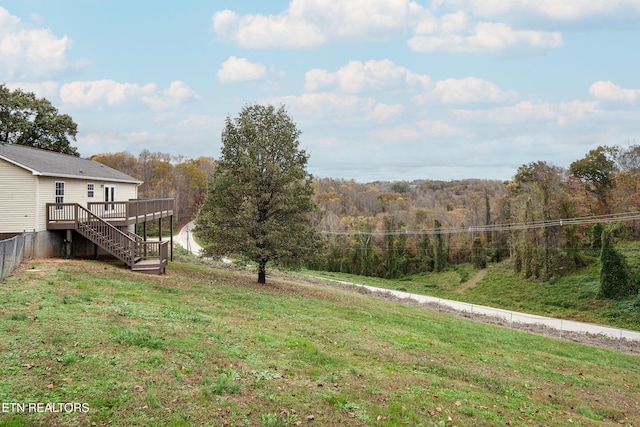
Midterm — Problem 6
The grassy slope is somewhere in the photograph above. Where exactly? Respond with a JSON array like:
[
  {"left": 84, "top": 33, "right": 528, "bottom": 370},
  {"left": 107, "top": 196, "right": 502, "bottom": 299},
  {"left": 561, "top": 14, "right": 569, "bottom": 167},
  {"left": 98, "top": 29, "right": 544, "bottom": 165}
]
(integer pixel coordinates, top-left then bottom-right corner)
[
  {"left": 309, "top": 251, "right": 640, "bottom": 331},
  {"left": 0, "top": 260, "right": 639, "bottom": 426}
]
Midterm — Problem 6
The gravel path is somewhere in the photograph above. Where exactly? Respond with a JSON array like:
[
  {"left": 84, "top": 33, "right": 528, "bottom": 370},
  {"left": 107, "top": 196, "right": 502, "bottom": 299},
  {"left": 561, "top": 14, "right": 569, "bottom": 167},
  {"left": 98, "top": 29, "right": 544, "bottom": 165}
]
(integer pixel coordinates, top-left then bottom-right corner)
[
  {"left": 172, "top": 228, "right": 640, "bottom": 354},
  {"left": 303, "top": 275, "right": 640, "bottom": 354}
]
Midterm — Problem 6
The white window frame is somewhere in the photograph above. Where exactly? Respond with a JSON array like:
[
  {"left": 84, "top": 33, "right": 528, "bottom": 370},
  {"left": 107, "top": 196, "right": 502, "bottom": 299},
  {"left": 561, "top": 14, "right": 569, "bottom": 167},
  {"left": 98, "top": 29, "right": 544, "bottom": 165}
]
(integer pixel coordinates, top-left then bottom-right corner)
[
  {"left": 87, "top": 183, "right": 95, "bottom": 198},
  {"left": 104, "top": 185, "right": 116, "bottom": 212},
  {"left": 55, "top": 181, "right": 65, "bottom": 209}
]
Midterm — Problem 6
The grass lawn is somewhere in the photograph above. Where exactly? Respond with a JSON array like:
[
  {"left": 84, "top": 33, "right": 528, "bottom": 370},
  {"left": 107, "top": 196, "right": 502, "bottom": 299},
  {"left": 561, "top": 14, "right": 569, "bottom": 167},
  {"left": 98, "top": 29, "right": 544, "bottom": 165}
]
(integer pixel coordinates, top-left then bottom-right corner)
[
  {"left": 306, "top": 258, "right": 640, "bottom": 331},
  {"left": 0, "top": 259, "right": 639, "bottom": 426}
]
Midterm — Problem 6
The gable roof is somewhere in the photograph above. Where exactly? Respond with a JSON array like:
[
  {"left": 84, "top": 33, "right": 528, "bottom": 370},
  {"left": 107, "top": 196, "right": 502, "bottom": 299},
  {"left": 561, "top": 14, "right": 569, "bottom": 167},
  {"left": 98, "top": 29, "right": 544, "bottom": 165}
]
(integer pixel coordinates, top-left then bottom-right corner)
[{"left": 0, "top": 143, "right": 142, "bottom": 184}]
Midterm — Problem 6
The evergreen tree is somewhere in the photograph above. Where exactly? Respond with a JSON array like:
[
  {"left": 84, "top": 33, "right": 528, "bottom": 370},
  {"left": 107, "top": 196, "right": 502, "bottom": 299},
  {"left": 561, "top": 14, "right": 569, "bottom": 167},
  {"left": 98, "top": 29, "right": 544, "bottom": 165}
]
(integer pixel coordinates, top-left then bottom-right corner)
[
  {"left": 591, "top": 223, "right": 604, "bottom": 250},
  {"left": 418, "top": 233, "right": 434, "bottom": 272},
  {"left": 434, "top": 220, "right": 447, "bottom": 272},
  {"left": 196, "top": 105, "right": 319, "bottom": 284},
  {"left": 599, "top": 228, "right": 634, "bottom": 299},
  {"left": 471, "top": 237, "right": 487, "bottom": 269}
]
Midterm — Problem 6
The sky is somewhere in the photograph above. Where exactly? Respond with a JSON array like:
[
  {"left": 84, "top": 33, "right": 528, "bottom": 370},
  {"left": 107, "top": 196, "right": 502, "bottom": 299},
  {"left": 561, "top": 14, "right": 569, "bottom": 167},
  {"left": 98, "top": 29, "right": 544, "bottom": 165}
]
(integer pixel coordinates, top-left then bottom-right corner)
[{"left": 1, "top": 1, "right": 639, "bottom": 182}]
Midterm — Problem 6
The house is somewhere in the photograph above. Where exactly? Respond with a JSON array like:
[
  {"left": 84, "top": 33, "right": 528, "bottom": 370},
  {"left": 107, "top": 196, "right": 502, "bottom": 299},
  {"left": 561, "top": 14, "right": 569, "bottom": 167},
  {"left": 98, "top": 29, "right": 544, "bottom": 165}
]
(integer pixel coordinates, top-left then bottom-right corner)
[{"left": 0, "top": 143, "right": 174, "bottom": 274}]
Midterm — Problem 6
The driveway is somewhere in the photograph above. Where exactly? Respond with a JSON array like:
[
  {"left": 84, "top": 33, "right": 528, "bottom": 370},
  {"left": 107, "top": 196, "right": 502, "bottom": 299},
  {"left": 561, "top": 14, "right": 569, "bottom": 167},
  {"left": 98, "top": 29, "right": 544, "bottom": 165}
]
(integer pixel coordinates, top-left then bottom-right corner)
[
  {"left": 309, "top": 275, "right": 640, "bottom": 346},
  {"left": 174, "top": 221, "right": 203, "bottom": 256}
]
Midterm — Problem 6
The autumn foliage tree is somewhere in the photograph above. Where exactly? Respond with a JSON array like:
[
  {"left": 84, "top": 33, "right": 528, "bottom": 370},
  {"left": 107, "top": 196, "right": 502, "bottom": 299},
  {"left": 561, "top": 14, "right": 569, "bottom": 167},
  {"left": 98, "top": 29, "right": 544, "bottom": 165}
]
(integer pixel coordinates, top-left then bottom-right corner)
[
  {"left": 570, "top": 146, "right": 617, "bottom": 214},
  {"left": 196, "top": 104, "right": 319, "bottom": 284},
  {"left": 91, "top": 150, "right": 214, "bottom": 224}
]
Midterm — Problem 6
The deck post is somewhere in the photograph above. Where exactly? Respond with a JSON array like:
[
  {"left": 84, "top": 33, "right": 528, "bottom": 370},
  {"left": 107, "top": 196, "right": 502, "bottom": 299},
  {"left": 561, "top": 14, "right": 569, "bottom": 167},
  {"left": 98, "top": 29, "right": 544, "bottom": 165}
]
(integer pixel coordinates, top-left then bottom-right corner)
[
  {"left": 64, "top": 229, "right": 73, "bottom": 259},
  {"left": 143, "top": 221, "right": 147, "bottom": 258},
  {"left": 170, "top": 215, "right": 173, "bottom": 261}
]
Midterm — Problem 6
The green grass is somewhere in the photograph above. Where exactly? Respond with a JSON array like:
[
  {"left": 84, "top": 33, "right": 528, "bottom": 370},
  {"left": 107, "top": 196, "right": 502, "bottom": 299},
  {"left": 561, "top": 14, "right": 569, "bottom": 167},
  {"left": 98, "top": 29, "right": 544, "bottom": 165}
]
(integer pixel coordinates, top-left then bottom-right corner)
[
  {"left": 0, "top": 259, "right": 639, "bottom": 426},
  {"left": 306, "top": 254, "right": 640, "bottom": 331}
]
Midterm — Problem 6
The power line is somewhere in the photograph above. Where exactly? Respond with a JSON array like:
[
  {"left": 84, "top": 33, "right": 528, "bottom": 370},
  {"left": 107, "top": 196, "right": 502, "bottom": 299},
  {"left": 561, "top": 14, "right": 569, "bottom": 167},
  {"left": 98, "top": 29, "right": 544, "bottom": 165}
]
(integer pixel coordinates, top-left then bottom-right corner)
[{"left": 320, "top": 211, "right": 640, "bottom": 237}]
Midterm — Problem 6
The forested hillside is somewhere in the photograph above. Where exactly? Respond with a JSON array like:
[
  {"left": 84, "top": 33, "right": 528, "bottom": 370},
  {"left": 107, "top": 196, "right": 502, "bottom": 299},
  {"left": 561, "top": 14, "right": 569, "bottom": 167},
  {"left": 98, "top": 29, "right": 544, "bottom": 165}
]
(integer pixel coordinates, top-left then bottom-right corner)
[
  {"left": 311, "top": 145, "right": 640, "bottom": 283},
  {"left": 91, "top": 150, "right": 215, "bottom": 226},
  {"left": 95, "top": 144, "right": 640, "bottom": 286}
]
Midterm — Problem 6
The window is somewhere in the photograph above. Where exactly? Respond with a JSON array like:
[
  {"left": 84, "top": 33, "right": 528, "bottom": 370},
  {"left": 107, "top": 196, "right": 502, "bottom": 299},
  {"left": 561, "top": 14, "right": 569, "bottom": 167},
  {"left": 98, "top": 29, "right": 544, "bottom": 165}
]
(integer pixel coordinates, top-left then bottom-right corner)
[
  {"left": 87, "top": 183, "right": 95, "bottom": 198},
  {"left": 55, "top": 181, "right": 64, "bottom": 208},
  {"left": 104, "top": 185, "right": 116, "bottom": 212}
]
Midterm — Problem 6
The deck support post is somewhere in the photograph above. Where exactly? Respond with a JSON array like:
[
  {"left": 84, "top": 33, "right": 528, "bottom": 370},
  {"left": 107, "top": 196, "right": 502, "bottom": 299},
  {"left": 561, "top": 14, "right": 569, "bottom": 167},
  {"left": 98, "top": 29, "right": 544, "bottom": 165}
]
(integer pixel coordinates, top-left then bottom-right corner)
[
  {"left": 170, "top": 215, "right": 173, "bottom": 261},
  {"left": 143, "top": 221, "right": 147, "bottom": 258},
  {"left": 64, "top": 229, "right": 73, "bottom": 259}
]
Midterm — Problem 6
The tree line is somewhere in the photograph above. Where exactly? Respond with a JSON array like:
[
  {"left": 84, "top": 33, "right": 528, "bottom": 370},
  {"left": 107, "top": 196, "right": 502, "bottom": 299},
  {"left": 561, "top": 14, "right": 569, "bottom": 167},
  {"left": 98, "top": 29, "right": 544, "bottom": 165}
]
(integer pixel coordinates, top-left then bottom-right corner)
[
  {"left": 308, "top": 144, "right": 640, "bottom": 297},
  {"left": 90, "top": 141, "right": 640, "bottom": 297},
  {"left": 90, "top": 150, "right": 215, "bottom": 226}
]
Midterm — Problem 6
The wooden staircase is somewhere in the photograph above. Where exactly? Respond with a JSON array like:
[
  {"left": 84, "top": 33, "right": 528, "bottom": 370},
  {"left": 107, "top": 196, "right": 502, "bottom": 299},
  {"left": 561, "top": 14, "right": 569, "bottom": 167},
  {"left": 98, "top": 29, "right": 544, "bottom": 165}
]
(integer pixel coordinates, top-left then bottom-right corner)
[{"left": 71, "top": 204, "right": 167, "bottom": 274}]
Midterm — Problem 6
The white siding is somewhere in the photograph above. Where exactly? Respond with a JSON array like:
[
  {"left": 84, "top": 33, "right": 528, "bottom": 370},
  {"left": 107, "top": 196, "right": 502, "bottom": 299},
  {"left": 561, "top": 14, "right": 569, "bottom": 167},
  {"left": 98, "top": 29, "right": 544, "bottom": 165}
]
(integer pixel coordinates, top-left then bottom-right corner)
[
  {"left": 94, "top": 181, "right": 138, "bottom": 202},
  {"left": 35, "top": 178, "right": 139, "bottom": 230},
  {"left": 38, "top": 177, "right": 138, "bottom": 228},
  {"left": 0, "top": 159, "right": 38, "bottom": 233},
  {"left": 38, "top": 178, "right": 137, "bottom": 204},
  {"left": 2, "top": 156, "right": 140, "bottom": 233}
]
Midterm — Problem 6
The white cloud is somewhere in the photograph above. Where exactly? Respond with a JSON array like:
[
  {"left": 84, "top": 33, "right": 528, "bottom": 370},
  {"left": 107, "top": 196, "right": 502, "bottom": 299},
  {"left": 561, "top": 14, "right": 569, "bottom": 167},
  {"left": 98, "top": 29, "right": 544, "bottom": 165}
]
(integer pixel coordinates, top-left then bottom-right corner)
[
  {"left": 452, "top": 100, "right": 600, "bottom": 124},
  {"left": 60, "top": 80, "right": 156, "bottom": 105},
  {"left": 413, "top": 11, "right": 471, "bottom": 35},
  {"left": 211, "top": 0, "right": 635, "bottom": 57},
  {"left": 369, "top": 126, "right": 422, "bottom": 142},
  {"left": 439, "top": 0, "right": 640, "bottom": 22},
  {"left": 417, "top": 77, "right": 518, "bottom": 105},
  {"left": 212, "top": 0, "right": 594, "bottom": 56},
  {"left": 217, "top": 56, "right": 267, "bottom": 83},
  {"left": 0, "top": 7, "right": 74, "bottom": 79},
  {"left": 305, "top": 59, "right": 431, "bottom": 93},
  {"left": 267, "top": 92, "right": 408, "bottom": 127},
  {"left": 589, "top": 81, "right": 639, "bottom": 103},
  {"left": 212, "top": 0, "right": 426, "bottom": 48},
  {"left": 175, "top": 114, "right": 215, "bottom": 130},
  {"left": 270, "top": 92, "right": 375, "bottom": 118},
  {"left": 142, "top": 81, "right": 200, "bottom": 110},
  {"left": 5, "top": 81, "right": 59, "bottom": 99},
  {"left": 372, "top": 103, "right": 405, "bottom": 121},
  {"left": 408, "top": 21, "right": 562, "bottom": 54},
  {"left": 416, "top": 119, "right": 458, "bottom": 136},
  {"left": 369, "top": 119, "right": 459, "bottom": 144},
  {"left": 213, "top": 8, "right": 325, "bottom": 48}
]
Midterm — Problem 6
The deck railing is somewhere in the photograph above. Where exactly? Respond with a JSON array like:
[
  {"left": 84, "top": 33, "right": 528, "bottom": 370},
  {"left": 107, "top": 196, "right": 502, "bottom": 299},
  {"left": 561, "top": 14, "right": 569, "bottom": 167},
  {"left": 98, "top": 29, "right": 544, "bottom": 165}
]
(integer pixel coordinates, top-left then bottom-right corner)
[
  {"left": 125, "top": 230, "right": 169, "bottom": 262},
  {"left": 46, "top": 203, "right": 170, "bottom": 272},
  {"left": 48, "top": 203, "right": 138, "bottom": 266},
  {"left": 88, "top": 198, "right": 174, "bottom": 224}
]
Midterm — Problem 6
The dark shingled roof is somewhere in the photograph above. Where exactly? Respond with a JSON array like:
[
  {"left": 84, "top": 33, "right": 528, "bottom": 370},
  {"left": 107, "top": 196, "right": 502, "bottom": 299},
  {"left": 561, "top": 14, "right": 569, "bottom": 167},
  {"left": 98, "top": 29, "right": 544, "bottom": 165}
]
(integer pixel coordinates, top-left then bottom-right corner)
[{"left": 0, "top": 143, "right": 142, "bottom": 184}]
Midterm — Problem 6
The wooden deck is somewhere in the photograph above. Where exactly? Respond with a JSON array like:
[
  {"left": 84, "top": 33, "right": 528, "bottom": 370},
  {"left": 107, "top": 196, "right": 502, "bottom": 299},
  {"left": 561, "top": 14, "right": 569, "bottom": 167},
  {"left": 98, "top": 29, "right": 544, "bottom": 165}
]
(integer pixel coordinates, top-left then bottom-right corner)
[
  {"left": 46, "top": 199, "right": 174, "bottom": 275},
  {"left": 47, "top": 198, "right": 174, "bottom": 229}
]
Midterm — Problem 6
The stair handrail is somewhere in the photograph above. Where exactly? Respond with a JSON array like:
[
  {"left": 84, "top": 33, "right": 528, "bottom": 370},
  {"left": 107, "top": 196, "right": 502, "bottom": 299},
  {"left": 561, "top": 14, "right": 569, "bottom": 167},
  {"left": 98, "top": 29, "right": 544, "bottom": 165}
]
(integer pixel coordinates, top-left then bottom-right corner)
[{"left": 75, "top": 204, "right": 138, "bottom": 266}]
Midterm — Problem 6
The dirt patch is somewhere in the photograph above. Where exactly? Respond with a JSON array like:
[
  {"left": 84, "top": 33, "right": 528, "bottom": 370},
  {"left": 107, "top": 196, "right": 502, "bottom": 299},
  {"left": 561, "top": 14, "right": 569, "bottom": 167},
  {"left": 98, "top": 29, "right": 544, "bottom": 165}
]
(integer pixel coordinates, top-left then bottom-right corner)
[{"left": 457, "top": 268, "right": 487, "bottom": 292}]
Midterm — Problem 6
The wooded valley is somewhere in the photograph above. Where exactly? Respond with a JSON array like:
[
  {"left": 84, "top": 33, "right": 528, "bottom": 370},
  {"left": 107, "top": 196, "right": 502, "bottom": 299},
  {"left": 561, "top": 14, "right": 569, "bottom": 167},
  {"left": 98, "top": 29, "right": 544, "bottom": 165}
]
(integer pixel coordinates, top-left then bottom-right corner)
[{"left": 93, "top": 144, "right": 640, "bottom": 289}]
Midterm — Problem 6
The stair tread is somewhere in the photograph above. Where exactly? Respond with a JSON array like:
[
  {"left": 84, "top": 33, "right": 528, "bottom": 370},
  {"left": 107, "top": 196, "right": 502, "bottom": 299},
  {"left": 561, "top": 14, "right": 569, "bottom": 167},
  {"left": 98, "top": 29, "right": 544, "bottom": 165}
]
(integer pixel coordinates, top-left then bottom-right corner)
[{"left": 74, "top": 209, "right": 166, "bottom": 274}]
